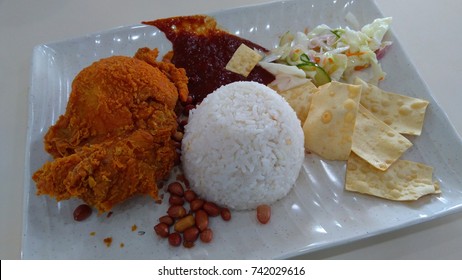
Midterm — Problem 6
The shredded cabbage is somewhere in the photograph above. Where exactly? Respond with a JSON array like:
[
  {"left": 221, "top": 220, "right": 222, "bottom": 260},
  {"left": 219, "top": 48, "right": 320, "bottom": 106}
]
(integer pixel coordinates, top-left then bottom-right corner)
[{"left": 261, "top": 17, "right": 393, "bottom": 88}]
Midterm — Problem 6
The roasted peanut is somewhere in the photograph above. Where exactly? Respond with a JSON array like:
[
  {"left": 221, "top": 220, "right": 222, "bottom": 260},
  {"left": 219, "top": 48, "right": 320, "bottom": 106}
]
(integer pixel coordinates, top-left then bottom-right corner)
[
  {"left": 190, "top": 199, "right": 204, "bottom": 212},
  {"left": 176, "top": 174, "right": 190, "bottom": 189},
  {"left": 220, "top": 208, "right": 231, "bottom": 221},
  {"left": 195, "top": 209, "right": 209, "bottom": 232},
  {"left": 159, "top": 215, "right": 174, "bottom": 226},
  {"left": 179, "top": 119, "right": 188, "bottom": 127},
  {"left": 200, "top": 228, "right": 213, "bottom": 243},
  {"left": 73, "top": 204, "right": 92, "bottom": 221},
  {"left": 185, "top": 95, "right": 193, "bottom": 105},
  {"left": 183, "top": 226, "right": 199, "bottom": 242},
  {"left": 256, "top": 204, "right": 271, "bottom": 224},
  {"left": 183, "top": 189, "right": 197, "bottom": 202},
  {"left": 169, "top": 194, "right": 185, "bottom": 206},
  {"left": 154, "top": 223, "right": 169, "bottom": 238},
  {"left": 167, "top": 205, "right": 186, "bottom": 219},
  {"left": 173, "top": 131, "right": 184, "bottom": 142},
  {"left": 174, "top": 215, "right": 195, "bottom": 232},
  {"left": 183, "top": 241, "right": 195, "bottom": 248},
  {"left": 183, "top": 104, "right": 195, "bottom": 116},
  {"left": 168, "top": 232, "right": 182, "bottom": 247},
  {"left": 167, "top": 182, "right": 184, "bottom": 197},
  {"left": 203, "top": 201, "right": 220, "bottom": 217}
]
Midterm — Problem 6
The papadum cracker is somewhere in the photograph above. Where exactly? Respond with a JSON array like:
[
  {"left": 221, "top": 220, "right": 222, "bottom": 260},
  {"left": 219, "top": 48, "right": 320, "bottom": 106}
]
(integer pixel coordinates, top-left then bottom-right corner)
[
  {"left": 303, "top": 81, "right": 361, "bottom": 160},
  {"left": 277, "top": 80, "right": 317, "bottom": 124},
  {"left": 355, "top": 78, "right": 429, "bottom": 136},
  {"left": 346, "top": 153, "right": 439, "bottom": 201},
  {"left": 225, "top": 44, "right": 262, "bottom": 77},
  {"left": 352, "top": 105, "right": 412, "bottom": 171}
]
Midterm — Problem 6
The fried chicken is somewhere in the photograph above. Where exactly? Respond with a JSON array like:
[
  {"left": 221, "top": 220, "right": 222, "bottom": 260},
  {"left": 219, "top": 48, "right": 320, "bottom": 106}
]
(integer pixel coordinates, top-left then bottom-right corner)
[{"left": 33, "top": 48, "right": 188, "bottom": 212}]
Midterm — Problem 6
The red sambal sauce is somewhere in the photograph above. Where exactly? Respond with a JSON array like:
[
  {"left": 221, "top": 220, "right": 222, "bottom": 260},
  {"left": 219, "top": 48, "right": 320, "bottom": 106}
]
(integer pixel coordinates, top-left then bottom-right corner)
[{"left": 143, "top": 15, "right": 275, "bottom": 104}]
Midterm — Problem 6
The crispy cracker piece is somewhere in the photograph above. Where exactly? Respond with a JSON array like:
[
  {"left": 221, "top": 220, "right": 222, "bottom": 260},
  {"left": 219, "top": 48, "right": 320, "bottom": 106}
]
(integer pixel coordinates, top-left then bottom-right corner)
[
  {"left": 275, "top": 80, "right": 317, "bottom": 124},
  {"left": 346, "top": 153, "right": 439, "bottom": 201},
  {"left": 225, "top": 44, "right": 263, "bottom": 77},
  {"left": 355, "top": 78, "right": 429, "bottom": 136},
  {"left": 303, "top": 81, "right": 361, "bottom": 160},
  {"left": 352, "top": 105, "right": 413, "bottom": 170}
]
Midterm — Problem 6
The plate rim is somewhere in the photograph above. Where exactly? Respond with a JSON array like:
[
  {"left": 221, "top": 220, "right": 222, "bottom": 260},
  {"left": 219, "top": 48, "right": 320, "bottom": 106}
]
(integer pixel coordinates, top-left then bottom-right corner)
[{"left": 22, "top": 0, "right": 462, "bottom": 259}]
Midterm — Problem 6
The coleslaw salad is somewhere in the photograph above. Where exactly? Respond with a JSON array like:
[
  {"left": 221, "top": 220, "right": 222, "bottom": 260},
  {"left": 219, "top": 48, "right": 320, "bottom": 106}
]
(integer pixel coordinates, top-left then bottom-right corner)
[{"left": 260, "top": 17, "right": 393, "bottom": 88}]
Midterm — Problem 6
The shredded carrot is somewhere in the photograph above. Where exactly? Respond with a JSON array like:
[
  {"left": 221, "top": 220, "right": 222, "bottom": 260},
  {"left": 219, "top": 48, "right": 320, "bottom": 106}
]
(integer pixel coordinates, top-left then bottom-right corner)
[
  {"left": 346, "top": 51, "right": 366, "bottom": 57},
  {"left": 354, "top": 64, "right": 370, "bottom": 71},
  {"left": 314, "top": 57, "right": 321, "bottom": 64}
]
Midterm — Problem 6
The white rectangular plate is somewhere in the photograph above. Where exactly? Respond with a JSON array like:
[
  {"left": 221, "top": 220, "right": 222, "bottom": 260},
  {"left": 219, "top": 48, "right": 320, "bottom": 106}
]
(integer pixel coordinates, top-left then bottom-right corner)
[{"left": 23, "top": 0, "right": 462, "bottom": 259}]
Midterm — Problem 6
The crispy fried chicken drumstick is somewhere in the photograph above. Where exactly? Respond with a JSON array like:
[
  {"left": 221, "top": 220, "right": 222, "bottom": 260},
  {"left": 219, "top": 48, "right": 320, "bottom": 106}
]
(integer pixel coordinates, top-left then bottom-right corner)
[{"left": 33, "top": 48, "right": 188, "bottom": 212}]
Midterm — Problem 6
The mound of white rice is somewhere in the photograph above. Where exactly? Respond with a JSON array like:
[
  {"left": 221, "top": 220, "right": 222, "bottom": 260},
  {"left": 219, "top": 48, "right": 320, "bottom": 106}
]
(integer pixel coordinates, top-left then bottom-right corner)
[{"left": 181, "top": 81, "right": 305, "bottom": 210}]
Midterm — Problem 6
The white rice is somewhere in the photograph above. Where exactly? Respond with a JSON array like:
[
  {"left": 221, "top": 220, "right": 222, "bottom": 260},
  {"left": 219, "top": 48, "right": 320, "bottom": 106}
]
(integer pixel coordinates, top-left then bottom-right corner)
[{"left": 181, "top": 81, "right": 305, "bottom": 210}]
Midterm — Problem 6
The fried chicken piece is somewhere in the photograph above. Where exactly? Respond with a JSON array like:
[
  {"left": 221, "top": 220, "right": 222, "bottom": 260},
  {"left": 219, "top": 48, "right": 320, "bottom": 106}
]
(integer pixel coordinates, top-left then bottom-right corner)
[
  {"left": 134, "top": 47, "right": 189, "bottom": 103},
  {"left": 44, "top": 50, "right": 185, "bottom": 158},
  {"left": 33, "top": 49, "right": 188, "bottom": 212},
  {"left": 33, "top": 130, "right": 176, "bottom": 212}
]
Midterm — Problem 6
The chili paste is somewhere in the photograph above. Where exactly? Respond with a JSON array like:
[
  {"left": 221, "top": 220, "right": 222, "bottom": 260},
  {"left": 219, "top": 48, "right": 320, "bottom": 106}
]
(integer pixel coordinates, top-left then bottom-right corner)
[{"left": 143, "top": 15, "right": 275, "bottom": 104}]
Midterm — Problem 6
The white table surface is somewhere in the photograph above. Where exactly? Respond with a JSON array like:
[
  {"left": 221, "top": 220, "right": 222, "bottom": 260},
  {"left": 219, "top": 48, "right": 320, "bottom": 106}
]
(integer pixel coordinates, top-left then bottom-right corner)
[{"left": 1, "top": 0, "right": 461, "bottom": 259}]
